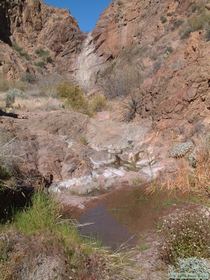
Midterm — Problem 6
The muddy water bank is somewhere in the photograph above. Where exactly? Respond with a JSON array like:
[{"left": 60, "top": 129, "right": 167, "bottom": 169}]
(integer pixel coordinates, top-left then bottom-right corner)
[{"left": 72, "top": 186, "right": 198, "bottom": 249}]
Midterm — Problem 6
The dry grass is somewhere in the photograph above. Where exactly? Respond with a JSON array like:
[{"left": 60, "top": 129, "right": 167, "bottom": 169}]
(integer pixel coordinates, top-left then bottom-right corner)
[
  {"left": 0, "top": 75, "right": 27, "bottom": 93},
  {"left": 148, "top": 138, "right": 210, "bottom": 195},
  {"left": 89, "top": 94, "right": 107, "bottom": 113},
  {"left": 164, "top": 161, "right": 209, "bottom": 194},
  {"left": 13, "top": 96, "right": 63, "bottom": 112}
]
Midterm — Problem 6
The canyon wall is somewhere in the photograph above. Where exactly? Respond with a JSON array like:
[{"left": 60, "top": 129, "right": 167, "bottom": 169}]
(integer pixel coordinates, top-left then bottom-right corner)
[
  {"left": 0, "top": 0, "right": 209, "bottom": 122},
  {"left": 78, "top": 0, "right": 210, "bottom": 121},
  {"left": 0, "top": 0, "right": 85, "bottom": 79}
]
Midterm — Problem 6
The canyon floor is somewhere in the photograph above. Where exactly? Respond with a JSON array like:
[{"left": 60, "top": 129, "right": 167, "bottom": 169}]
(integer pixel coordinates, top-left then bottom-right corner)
[{"left": 0, "top": 87, "right": 209, "bottom": 279}]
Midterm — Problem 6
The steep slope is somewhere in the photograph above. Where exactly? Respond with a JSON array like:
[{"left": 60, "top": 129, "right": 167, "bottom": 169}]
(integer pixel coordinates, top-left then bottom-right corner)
[
  {"left": 0, "top": 0, "right": 85, "bottom": 79},
  {"left": 76, "top": 0, "right": 210, "bottom": 122}
]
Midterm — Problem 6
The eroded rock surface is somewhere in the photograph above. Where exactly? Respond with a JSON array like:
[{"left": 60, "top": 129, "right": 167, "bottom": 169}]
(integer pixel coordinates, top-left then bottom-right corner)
[{"left": 0, "top": 0, "right": 85, "bottom": 79}]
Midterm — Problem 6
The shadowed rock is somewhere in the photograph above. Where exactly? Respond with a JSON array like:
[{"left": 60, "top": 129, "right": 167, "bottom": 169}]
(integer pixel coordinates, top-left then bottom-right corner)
[{"left": 0, "top": 109, "right": 18, "bottom": 118}]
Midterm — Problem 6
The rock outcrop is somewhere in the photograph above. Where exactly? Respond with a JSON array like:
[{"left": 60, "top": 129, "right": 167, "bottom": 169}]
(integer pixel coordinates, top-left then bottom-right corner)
[
  {"left": 75, "top": 0, "right": 210, "bottom": 122},
  {"left": 0, "top": 0, "right": 85, "bottom": 79}
]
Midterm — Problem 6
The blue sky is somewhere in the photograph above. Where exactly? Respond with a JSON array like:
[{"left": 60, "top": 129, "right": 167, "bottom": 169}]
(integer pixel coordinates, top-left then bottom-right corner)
[{"left": 44, "top": 0, "right": 112, "bottom": 32}]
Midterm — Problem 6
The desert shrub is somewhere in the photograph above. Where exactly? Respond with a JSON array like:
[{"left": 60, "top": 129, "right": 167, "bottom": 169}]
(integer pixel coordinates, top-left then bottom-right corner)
[
  {"left": 89, "top": 94, "right": 107, "bottom": 113},
  {"left": 165, "top": 46, "right": 173, "bottom": 56},
  {"left": 190, "top": 3, "right": 203, "bottom": 13},
  {"left": 122, "top": 94, "right": 141, "bottom": 122},
  {"left": 36, "top": 74, "right": 63, "bottom": 97},
  {"left": 188, "top": 15, "right": 205, "bottom": 31},
  {"left": 180, "top": 11, "right": 210, "bottom": 39},
  {"left": 57, "top": 82, "right": 88, "bottom": 113},
  {"left": 5, "top": 91, "right": 15, "bottom": 108},
  {"left": 46, "top": 56, "right": 53, "bottom": 64},
  {"left": 35, "top": 48, "right": 52, "bottom": 64},
  {"left": 13, "top": 42, "right": 30, "bottom": 61},
  {"left": 160, "top": 15, "right": 167, "bottom": 24},
  {"left": 169, "top": 141, "right": 194, "bottom": 158},
  {"left": 34, "top": 60, "right": 46, "bottom": 68},
  {"left": 169, "top": 258, "right": 210, "bottom": 279},
  {"left": 5, "top": 88, "right": 23, "bottom": 108},
  {"left": 35, "top": 48, "right": 50, "bottom": 58},
  {"left": 0, "top": 165, "right": 11, "bottom": 181},
  {"left": 172, "top": 19, "right": 184, "bottom": 29},
  {"left": 99, "top": 67, "right": 141, "bottom": 98},
  {"left": 0, "top": 235, "right": 13, "bottom": 262},
  {"left": 80, "top": 135, "right": 88, "bottom": 146},
  {"left": 21, "top": 73, "right": 37, "bottom": 84},
  {"left": 160, "top": 210, "right": 210, "bottom": 264},
  {"left": 180, "top": 27, "right": 193, "bottom": 39}
]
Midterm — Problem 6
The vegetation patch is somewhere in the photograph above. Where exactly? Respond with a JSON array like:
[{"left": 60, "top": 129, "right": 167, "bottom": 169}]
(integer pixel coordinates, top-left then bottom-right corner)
[
  {"left": 35, "top": 48, "right": 50, "bottom": 58},
  {"left": 13, "top": 42, "right": 30, "bottom": 61},
  {"left": 21, "top": 73, "right": 37, "bottom": 84},
  {"left": 122, "top": 94, "right": 141, "bottom": 122},
  {"left": 160, "top": 15, "right": 167, "bottom": 24},
  {"left": 0, "top": 75, "right": 26, "bottom": 92},
  {"left": 34, "top": 60, "right": 46, "bottom": 68},
  {"left": 0, "top": 192, "right": 137, "bottom": 280},
  {"left": 180, "top": 9, "right": 210, "bottom": 39},
  {"left": 35, "top": 48, "right": 53, "bottom": 65},
  {"left": 57, "top": 82, "right": 88, "bottom": 113},
  {"left": 169, "top": 258, "right": 210, "bottom": 279},
  {"left": 160, "top": 209, "right": 210, "bottom": 264},
  {"left": 5, "top": 88, "right": 24, "bottom": 108},
  {"left": 89, "top": 94, "right": 107, "bottom": 113},
  {"left": 57, "top": 82, "right": 107, "bottom": 115}
]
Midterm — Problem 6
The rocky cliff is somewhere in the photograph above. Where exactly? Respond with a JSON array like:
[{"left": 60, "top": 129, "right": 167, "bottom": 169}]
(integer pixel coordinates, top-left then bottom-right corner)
[
  {"left": 0, "top": 0, "right": 85, "bottom": 79},
  {"left": 76, "top": 0, "right": 210, "bottom": 121},
  {"left": 0, "top": 0, "right": 210, "bottom": 122}
]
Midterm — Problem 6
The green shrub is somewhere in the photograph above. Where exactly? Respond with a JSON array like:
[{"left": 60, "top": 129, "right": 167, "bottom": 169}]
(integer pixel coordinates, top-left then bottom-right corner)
[
  {"left": 173, "top": 19, "right": 184, "bottom": 29},
  {"left": 180, "top": 11, "right": 210, "bottom": 39},
  {"left": 57, "top": 82, "right": 88, "bottom": 113},
  {"left": 21, "top": 73, "right": 37, "bottom": 84},
  {"left": 0, "top": 165, "right": 11, "bottom": 181},
  {"left": 35, "top": 48, "right": 52, "bottom": 64},
  {"left": 6, "top": 192, "right": 136, "bottom": 280},
  {"left": 79, "top": 135, "right": 88, "bottom": 146},
  {"left": 34, "top": 60, "right": 46, "bottom": 68},
  {"left": 46, "top": 56, "right": 53, "bottom": 64},
  {"left": 160, "top": 210, "right": 210, "bottom": 264},
  {"left": 160, "top": 16, "right": 167, "bottom": 24},
  {"left": 188, "top": 15, "right": 205, "bottom": 31},
  {"left": 35, "top": 48, "right": 50, "bottom": 58},
  {"left": 180, "top": 27, "right": 192, "bottom": 39},
  {"left": 13, "top": 42, "right": 30, "bottom": 60},
  {"left": 165, "top": 46, "right": 173, "bottom": 55},
  {"left": 0, "top": 236, "right": 13, "bottom": 262},
  {"left": 5, "top": 88, "right": 25, "bottom": 108},
  {"left": 5, "top": 92, "right": 15, "bottom": 108}
]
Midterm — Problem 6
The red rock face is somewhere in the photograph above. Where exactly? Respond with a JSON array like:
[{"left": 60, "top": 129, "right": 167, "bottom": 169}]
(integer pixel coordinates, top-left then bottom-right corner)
[
  {"left": 90, "top": 0, "right": 210, "bottom": 121},
  {"left": 0, "top": 0, "right": 210, "bottom": 123},
  {"left": 0, "top": 0, "right": 85, "bottom": 79}
]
